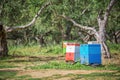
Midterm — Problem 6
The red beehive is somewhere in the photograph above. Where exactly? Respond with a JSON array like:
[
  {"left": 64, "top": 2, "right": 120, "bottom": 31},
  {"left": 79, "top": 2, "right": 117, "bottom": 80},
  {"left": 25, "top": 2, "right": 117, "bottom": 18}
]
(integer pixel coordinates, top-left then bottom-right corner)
[
  {"left": 65, "top": 52, "right": 74, "bottom": 61},
  {"left": 65, "top": 43, "right": 80, "bottom": 62}
]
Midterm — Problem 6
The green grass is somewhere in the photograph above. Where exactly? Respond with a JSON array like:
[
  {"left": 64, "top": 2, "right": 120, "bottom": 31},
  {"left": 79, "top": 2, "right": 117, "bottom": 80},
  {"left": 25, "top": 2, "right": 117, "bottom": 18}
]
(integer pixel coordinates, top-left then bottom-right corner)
[
  {"left": 17, "top": 75, "right": 32, "bottom": 80},
  {"left": 105, "top": 64, "right": 120, "bottom": 71},
  {"left": 8, "top": 43, "right": 120, "bottom": 71},
  {"left": 23, "top": 72, "right": 120, "bottom": 80},
  {"left": 0, "top": 71, "right": 32, "bottom": 80},
  {"left": 8, "top": 42, "right": 120, "bottom": 56},
  {"left": 30, "top": 61, "right": 100, "bottom": 70},
  {"left": 108, "top": 43, "right": 120, "bottom": 53},
  {"left": 9, "top": 44, "right": 41, "bottom": 56},
  {"left": 0, "top": 43, "right": 119, "bottom": 80},
  {"left": 0, "top": 65, "right": 18, "bottom": 69},
  {"left": 29, "top": 74, "right": 62, "bottom": 80},
  {"left": 0, "top": 71, "right": 17, "bottom": 80},
  {"left": 0, "top": 58, "right": 18, "bottom": 69},
  {"left": 8, "top": 42, "right": 120, "bottom": 57},
  {"left": 9, "top": 44, "right": 63, "bottom": 56},
  {"left": 40, "top": 44, "right": 63, "bottom": 55},
  {"left": 28, "top": 78, "right": 42, "bottom": 80},
  {"left": 30, "top": 61, "right": 120, "bottom": 70},
  {"left": 30, "top": 61, "right": 94, "bottom": 70},
  {"left": 74, "top": 72, "right": 120, "bottom": 80}
]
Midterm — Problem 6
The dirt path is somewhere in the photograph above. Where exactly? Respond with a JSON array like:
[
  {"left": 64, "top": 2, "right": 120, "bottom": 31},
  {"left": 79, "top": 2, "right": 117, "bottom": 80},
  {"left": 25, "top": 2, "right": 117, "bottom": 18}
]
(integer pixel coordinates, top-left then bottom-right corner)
[
  {"left": 0, "top": 67, "right": 117, "bottom": 80},
  {"left": 17, "top": 69, "right": 115, "bottom": 78}
]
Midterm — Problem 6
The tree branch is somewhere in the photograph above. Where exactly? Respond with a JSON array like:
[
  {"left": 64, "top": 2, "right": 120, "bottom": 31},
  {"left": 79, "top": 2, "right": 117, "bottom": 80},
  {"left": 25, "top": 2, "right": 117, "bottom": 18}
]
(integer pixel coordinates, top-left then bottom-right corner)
[
  {"left": 59, "top": 14, "right": 99, "bottom": 40},
  {"left": 104, "top": 0, "right": 117, "bottom": 22},
  {"left": 97, "top": 0, "right": 117, "bottom": 25},
  {"left": 5, "top": 2, "right": 51, "bottom": 32}
]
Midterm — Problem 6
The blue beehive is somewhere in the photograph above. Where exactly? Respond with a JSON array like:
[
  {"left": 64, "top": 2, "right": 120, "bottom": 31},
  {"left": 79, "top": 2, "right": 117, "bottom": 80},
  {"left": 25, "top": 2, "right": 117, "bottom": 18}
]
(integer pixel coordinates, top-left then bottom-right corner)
[{"left": 80, "top": 44, "right": 101, "bottom": 65}]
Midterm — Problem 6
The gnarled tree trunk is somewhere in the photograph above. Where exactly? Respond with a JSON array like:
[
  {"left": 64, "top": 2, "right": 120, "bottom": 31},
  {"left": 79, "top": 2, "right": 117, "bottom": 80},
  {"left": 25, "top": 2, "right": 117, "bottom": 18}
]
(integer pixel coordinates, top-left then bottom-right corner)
[
  {"left": 97, "top": 0, "right": 117, "bottom": 58},
  {"left": 0, "top": 23, "right": 8, "bottom": 57},
  {"left": 60, "top": 0, "right": 117, "bottom": 59},
  {"left": 0, "top": 2, "right": 51, "bottom": 57}
]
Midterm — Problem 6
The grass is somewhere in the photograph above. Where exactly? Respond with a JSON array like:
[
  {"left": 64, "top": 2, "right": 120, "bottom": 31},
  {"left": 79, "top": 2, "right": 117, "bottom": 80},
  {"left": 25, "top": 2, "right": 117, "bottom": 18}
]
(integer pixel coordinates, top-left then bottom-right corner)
[
  {"left": 0, "top": 71, "right": 32, "bottom": 80},
  {"left": 29, "top": 74, "right": 62, "bottom": 80},
  {"left": 0, "top": 71, "right": 17, "bottom": 80},
  {"left": 0, "top": 64, "right": 18, "bottom": 69},
  {"left": 30, "top": 61, "right": 120, "bottom": 71},
  {"left": 8, "top": 42, "right": 120, "bottom": 56},
  {"left": 0, "top": 57, "right": 18, "bottom": 69},
  {"left": 30, "top": 61, "right": 95, "bottom": 70},
  {"left": 7, "top": 43, "right": 120, "bottom": 71},
  {"left": 17, "top": 75, "right": 32, "bottom": 80},
  {"left": 75, "top": 72, "right": 120, "bottom": 80},
  {"left": 24, "top": 72, "right": 120, "bottom": 80},
  {"left": 108, "top": 43, "right": 120, "bottom": 53},
  {"left": 0, "top": 43, "right": 119, "bottom": 80},
  {"left": 9, "top": 44, "right": 41, "bottom": 56},
  {"left": 9, "top": 44, "right": 63, "bottom": 56}
]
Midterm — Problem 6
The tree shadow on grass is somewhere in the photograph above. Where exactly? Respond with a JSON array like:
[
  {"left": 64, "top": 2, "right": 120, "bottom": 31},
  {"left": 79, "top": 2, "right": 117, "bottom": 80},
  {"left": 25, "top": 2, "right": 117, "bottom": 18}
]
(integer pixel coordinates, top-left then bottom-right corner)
[
  {"left": 5, "top": 55, "right": 64, "bottom": 63},
  {"left": 0, "top": 70, "right": 32, "bottom": 80},
  {"left": 0, "top": 70, "right": 18, "bottom": 80},
  {"left": 75, "top": 71, "right": 120, "bottom": 80}
]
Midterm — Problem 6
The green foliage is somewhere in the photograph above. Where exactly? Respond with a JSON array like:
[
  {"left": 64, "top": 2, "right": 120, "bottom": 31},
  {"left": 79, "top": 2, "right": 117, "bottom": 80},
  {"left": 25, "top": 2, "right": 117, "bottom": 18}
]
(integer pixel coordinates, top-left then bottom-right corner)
[{"left": 1, "top": 0, "right": 119, "bottom": 46}]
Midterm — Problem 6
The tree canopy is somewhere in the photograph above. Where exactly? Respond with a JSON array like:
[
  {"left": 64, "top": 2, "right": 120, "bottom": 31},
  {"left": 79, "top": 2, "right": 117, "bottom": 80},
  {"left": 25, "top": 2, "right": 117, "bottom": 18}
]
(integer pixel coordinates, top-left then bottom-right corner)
[{"left": 0, "top": 0, "right": 119, "bottom": 45}]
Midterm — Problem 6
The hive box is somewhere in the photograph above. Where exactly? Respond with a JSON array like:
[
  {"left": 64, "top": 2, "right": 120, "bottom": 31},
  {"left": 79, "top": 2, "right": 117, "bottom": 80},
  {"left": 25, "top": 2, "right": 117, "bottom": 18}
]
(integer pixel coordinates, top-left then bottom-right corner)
[
  {"left": 80, "top": 44, "right": 101, "bottom": 65},
  {"left": 65, "top": 43, "right": 80, "bottom": 62},
  {"left": 88, "top": 41, "right": 98, "bottom": 44},
  {"left": 63, "top": 42, "right": 67, "bottom": 54}
]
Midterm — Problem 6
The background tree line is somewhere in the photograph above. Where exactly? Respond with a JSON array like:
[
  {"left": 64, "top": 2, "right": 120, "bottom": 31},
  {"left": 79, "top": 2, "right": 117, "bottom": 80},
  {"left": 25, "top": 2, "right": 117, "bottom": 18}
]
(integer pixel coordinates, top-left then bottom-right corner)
[{"left": 0, "top": 0, "right": 120, "bottom": 57}]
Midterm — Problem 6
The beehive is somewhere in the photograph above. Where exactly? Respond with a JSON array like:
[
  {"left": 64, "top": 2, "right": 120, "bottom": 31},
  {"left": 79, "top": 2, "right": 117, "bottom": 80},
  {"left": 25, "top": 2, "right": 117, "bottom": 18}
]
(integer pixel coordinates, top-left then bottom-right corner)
[
  {"left": 65, "top": 43, "right": 80, "bottom": 62},
  {"left": 80, "top": 44, "right": 101, "bottom": 65}
]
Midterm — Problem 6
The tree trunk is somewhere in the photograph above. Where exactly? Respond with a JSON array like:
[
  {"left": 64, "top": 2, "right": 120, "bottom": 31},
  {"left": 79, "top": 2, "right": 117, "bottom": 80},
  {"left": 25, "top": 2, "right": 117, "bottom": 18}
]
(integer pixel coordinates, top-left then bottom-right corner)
[
  {"left": 59, "top": 0, "right": 117, "bottom": 59},
  {"left": 97, "top": 18, "right": 110, "bottom": 58},
  {"left": 0, "top": 24, "right": 8, "bottom": 57},
  {"left": 57, "top": 22, "right": 65, "bottom": 40},
  {"left": 97, "top": 0, "right": 117, "bottom": 58},
  {"left": 115, "top": 30, "right": 120, "bottom": 43},
  {"left": 65, "top": 24, "right": 72, "bottom": 40}
]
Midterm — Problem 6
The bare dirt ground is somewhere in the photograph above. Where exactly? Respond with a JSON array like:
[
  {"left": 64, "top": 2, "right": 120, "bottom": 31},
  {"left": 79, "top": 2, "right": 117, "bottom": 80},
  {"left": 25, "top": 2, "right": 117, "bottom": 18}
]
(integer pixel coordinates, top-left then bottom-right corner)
[
  {"left": 0, "top": 67, "right": 116, "bottom": 79},
  {"left": 17, "top": 69, "right": 115, "bottom": 78}
]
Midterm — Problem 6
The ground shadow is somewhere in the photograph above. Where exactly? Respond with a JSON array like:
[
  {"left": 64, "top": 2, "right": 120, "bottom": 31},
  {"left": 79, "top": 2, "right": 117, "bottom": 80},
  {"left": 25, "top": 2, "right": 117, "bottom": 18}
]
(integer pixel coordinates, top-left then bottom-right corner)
[{"left": 5, "top": 55, "right": 64, "bottom": 63}]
